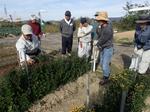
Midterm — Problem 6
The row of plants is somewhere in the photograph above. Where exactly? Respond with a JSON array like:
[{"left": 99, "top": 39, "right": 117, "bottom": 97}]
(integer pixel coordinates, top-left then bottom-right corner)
[
  {"left": 0, "top": 54, "right": 90, "bottom": 112},
  {"left": 76, "top": 70, "right": 150, "bottom": 112},
  {"left": 0, "top": 27, "right": 21, "bottom": 37}
]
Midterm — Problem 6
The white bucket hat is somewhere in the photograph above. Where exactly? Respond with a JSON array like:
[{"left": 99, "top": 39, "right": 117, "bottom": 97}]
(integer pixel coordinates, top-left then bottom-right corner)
[
  {"left": 30, "top": 15, "right": 38, "bottom": 20},
  {"left": 21, "top": 24, "right": 32, "bottom": 35}
]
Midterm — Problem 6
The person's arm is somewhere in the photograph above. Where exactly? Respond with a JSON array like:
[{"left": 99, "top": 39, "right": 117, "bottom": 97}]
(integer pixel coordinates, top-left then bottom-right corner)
[
  {"left": 138, "top": 28, "right": 150, "bottom": 44},
  {"left": 73, "top": 21, "right": 76, "bottom": 31},
  {"left": 18, "top": 49, "right": 31, "bottom": 62},
  {"left": 77, "top": 25, "right": 92, "bottom": 38},
  {"left": 59, "top": 21, "right": 63, "bottom": 33},
  {"left": 16, "top": 41, "right": 35, "bottom": 65},
  {"left": 77, "top": 27, "right": 84, "bottom": 38}
]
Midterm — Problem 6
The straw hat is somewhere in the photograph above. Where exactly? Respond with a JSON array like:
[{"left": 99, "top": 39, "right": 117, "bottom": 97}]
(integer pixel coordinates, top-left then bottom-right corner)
[{"left": 96, "top": 11, "right": 109, "bottom": 21}]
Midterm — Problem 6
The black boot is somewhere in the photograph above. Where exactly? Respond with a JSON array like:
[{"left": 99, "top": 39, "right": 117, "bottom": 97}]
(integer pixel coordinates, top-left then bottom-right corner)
[{"left": 99, "top": 76, "right": 109, "bottom": 85}]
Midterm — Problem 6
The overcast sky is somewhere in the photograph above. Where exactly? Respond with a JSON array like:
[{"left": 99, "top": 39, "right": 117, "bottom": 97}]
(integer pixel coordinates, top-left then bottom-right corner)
[{"left": 0, "top": 0, "right": 146, "bottom": 21}]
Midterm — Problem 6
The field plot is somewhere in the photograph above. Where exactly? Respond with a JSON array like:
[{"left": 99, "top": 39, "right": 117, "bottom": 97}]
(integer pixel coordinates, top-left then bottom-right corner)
[{"left": 0, "top": 32, "right": 134, "bottom": 76}]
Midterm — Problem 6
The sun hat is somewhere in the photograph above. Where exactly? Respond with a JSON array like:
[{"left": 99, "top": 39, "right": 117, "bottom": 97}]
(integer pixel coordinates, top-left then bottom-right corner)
[
  {"left": 136, "top": 15, "right": 150, "bottom": 23},
  {"left": 96, "top": 11, "right": 109, "bottom": 21}
]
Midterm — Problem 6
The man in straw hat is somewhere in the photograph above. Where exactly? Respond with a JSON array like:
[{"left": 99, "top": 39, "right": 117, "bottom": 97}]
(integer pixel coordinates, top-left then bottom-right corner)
[
  {"left": 95, "top": 11, "right": 114, "bottom": 85},
  {"left": 129, "top": 15, "right": 150, "bottom": 74},
  {"left": 16, "top": 24, "right": 41, "bottom": 66}
]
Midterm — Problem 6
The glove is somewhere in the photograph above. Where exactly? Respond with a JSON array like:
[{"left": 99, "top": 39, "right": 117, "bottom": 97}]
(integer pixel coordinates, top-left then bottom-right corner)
[
  {"left": 96, "top": 43, "right": 102, "bottom": 51},
  {"left": 137, "top": 45, "right": 143, "bottom": 49},
  {"left": 93, "top": 40, "right": 98, "bottom": 46}
]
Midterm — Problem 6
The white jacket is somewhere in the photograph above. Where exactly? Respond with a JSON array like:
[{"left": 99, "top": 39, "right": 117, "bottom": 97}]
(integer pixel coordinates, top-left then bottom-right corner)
[
  {"left": 16, "top": 34, "right": 40, "bottom": 62},
  {"left": 77, "top": 25, "right": 93, "bottom": 43}
]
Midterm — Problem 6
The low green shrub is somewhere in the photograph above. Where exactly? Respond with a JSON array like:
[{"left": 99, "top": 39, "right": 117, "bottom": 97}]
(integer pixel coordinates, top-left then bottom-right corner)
[
  {"left": 92, "top": 70, "right": 150, "bottom": 112},
  {"left": 0, "top": 54, "right": 90, "bottom": 112}
]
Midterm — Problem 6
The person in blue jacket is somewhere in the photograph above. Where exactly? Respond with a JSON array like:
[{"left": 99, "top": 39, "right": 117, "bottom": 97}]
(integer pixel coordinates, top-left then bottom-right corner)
[{"left": 129, "top": 15, "right": 150, "bottom": 74}]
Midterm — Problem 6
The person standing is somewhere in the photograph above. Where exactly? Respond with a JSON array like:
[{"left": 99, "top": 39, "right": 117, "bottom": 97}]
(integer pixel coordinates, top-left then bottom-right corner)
[
  {"left": 129, "top": 15, "right": 150, "bottom": 74},
  {"left": 96, "top": 11, "right": 114, "bottom": 85},
  {"left": 60, "top": 11, "right": 76, "bottom": 56},
  {"left": 77, "top": 18, "right": 93, "bottom": 58},
  {"left": 28, "top": 15, "right": 43, "bottom": 41},
  {"left": 91, "top": 12, "right": 100, "bottom": 71}
]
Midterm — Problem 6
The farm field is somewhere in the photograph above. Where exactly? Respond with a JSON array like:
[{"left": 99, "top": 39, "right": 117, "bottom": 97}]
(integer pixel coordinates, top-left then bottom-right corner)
[
  {"left": 0, "top": 31, "right": 134, "bottom": 71},
  {"left": 0, "top": 31, "right": 150, "bottom": 112}
]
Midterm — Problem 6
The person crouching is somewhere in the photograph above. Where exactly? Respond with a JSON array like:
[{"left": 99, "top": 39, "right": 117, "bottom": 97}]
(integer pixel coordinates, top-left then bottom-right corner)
[{"left": 16, "top": 24, "right": 41, "bottom": 66}]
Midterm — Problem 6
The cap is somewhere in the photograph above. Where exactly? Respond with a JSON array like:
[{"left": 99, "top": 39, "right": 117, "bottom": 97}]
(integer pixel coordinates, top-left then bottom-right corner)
[
  {"left": 65, "top": 10, "right": 71, "bottom": 17},
  {"left": 94, "top": 12, "right": 99, "bottom": 16},
  {"left": 80, "top": 18, "right": 87, "bottom": 24},
  {"left": 21, "top": 24, "right": 32, "bottom": 35}
]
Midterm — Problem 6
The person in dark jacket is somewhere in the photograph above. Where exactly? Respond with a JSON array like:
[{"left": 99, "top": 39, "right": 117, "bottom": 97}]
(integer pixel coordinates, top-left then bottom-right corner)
[
  {"left": 96, "top": 11, "right": 114, "bottom": 85},
  {"left": 60, "top": 11, "right": 76, "bottom": 56},
  {"left": 129, "top": 15, "right": 150, "bottom": 74}
]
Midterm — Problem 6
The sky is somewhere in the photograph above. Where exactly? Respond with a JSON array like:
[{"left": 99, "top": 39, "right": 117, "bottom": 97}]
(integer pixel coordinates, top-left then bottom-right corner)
[{"left": 0, "top": 0, "right": 146, "bottom": 21}]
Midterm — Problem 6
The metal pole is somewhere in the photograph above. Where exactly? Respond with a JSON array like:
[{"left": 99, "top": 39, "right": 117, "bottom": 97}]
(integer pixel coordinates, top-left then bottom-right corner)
[
  {"left": 86, "top": 72, "right": 90, "bottom": 107},
  {"left": 120, "top": 90, "right": 128, "bottom": 112}
]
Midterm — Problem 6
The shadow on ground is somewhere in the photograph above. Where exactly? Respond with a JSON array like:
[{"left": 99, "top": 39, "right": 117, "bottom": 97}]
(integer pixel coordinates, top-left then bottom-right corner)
[{"left": 121, "top": 54, "right": 131, "bottom": 69}]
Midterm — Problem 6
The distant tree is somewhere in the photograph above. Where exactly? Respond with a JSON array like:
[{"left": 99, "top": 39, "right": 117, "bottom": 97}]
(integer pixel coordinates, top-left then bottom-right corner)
[
  {"left": 120, "top": 1, "right": 150, "bottom": 30},
  {"left": 123, "top": 1, "right": 150, "bottom": 16}
]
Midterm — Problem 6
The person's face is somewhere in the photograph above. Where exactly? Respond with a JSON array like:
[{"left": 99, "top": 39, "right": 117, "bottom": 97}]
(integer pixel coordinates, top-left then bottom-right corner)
[
  {"left": 82, "top": 23, "right": 88, "bottom": 27},
  {"left": 23, "top": 34, "right": 32, "bottom": 40},
  {"left": 97, "top": 20, "right": 107, "bottom": 25},
  {"left": 65, "top": 16, "right": 71, "bottom": 21},
  {"left": 139, "top": 23, "right": 147, "bottom": 29},
  {"left": 31, "top": 19, "right": 36, "bottom": 23}
]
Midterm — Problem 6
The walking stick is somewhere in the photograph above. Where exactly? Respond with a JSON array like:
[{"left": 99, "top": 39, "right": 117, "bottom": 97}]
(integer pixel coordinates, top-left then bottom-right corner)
[{"left": 93, "top": 45, "right": 98, "bottom": 72}]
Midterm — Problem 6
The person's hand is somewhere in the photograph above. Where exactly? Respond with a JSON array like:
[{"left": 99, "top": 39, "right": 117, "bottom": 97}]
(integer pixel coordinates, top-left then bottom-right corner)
[
  {"left": 93, "top": 40, "right": 98, "bottom": 46},
  {"left": 27, "top": 59, "right": 35, "bottom": 65},
  {"left": 79, "top": 23, "right": 83, "bottom": 28},
  {"left": 95, "top": 46, "right": 99, "bottom": 51}
]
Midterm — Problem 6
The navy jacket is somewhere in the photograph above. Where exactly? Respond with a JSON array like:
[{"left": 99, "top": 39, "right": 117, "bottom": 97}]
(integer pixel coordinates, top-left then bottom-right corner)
[{"left": 135, "top": 25, "right": 150, "bottom": 51}]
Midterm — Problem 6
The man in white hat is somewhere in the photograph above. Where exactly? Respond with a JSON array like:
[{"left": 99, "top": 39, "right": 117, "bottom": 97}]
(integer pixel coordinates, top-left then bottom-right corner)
[
  {"left": 16, "top": 24, "right": 41, "bottom": 65},
  {"left": 95, "top": 11, "right": 114, "bottom": 85},
  {"left": 129, "top": 15, "right": 150, "bottom": 74}
]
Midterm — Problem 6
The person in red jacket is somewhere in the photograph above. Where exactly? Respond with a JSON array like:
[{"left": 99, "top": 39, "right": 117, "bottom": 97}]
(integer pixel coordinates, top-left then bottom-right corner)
[{"left": 28, "top": 15, "right": 43, "bottom": 41}]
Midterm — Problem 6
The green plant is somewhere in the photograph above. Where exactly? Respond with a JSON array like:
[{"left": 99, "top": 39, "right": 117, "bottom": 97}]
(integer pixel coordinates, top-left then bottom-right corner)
[
  {"left": 90, "top": 70, "right": 150, "bottom": 112},
  {"left": 0, "top": 54, "right": 90, "bottom": 112}
]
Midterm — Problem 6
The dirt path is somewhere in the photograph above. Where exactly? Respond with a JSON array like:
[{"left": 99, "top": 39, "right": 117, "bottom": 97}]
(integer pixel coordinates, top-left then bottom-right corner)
[{"left": 28, "top": 72, "right": 104, "bottom": 112}]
